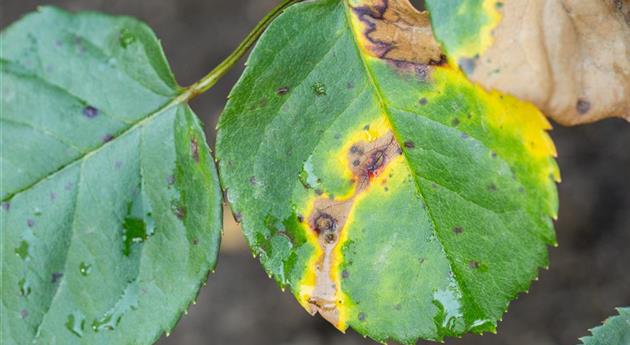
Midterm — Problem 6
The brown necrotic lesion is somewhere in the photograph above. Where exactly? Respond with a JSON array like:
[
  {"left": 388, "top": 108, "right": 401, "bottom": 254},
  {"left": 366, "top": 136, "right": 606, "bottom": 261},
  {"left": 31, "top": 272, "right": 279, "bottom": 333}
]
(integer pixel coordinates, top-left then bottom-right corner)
[
  {"left": 303, "top": 130, "right": 401, "bottom": 326},
  {"left": 349, "top": 0, "right": 444, "bottom": 65}
]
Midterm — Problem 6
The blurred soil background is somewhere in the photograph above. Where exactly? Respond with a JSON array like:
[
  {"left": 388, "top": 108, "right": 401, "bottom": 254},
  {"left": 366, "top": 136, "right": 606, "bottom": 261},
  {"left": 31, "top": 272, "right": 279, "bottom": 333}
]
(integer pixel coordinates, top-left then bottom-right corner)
[{"left": 3, "top": 1, "right": 629, "bottom": 344}]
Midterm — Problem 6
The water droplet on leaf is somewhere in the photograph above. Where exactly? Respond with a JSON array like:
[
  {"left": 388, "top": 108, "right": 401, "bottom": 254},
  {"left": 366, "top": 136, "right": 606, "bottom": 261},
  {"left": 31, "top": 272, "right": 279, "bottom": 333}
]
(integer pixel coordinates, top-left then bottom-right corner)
[
  {"left": 79, "top": 262, "right": 92, "bottom": 276},
  {"left": 66, "top": 311, "right": 85, "bottom": 337},
  {"left": 15, "top": 241, "right": 29, "bottom": 260},
  {"left": 18, "top": 278, "right": 31, "bottom": 297},
  {"left": 119, "top": 28, "right": 136, "bottom": 48}
]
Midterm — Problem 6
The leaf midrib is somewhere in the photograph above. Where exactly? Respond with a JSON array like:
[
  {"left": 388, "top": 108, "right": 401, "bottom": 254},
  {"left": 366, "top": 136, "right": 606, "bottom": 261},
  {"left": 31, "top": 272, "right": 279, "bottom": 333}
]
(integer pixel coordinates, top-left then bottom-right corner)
[
  {"left": 1, "top": 80, "right": 190, "bottom": 203},
  {"left": 340, "top": 0, "right": 485, "bottom": 320}
]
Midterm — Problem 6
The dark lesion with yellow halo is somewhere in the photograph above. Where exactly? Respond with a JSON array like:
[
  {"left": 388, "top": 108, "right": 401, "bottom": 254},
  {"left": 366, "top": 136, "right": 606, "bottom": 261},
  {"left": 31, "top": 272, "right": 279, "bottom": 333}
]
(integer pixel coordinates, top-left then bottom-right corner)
[{"left": 298, "top": 129, "right": 402, "bottom": 329}]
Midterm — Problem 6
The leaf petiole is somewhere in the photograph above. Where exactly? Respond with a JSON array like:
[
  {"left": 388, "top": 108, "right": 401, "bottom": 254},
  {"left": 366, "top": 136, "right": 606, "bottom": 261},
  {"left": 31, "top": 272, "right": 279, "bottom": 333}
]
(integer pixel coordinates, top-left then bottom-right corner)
[{"left": 180, "top": 0, "right": 302, "bottom": 101}]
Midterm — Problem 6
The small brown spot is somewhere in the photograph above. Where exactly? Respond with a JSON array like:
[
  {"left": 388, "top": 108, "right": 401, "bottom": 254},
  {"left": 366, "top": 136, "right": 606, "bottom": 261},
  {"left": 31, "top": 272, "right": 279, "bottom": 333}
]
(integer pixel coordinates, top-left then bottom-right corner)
[
  {"left": 363, "top": 124, "right": 370, "bottom": 131},
  {"left": 419, "top": 98, "right": 428, "bottom": 105},
  {"left": 576, "top": 98, "right": 590, "bottom": 114},
  {"left": 451, "top": 118, "right": 460, "bottom": 127},
  {"left": 488, "top": 183, "right": 497, "bottom": 192},
  {"left": 191, "top": 138, "right": 200, "bottom": 162},
  {"left": 297, "top": 214, "right": 304, "bottom": 223},
  {"left": 276, "top": 86, "right": 289, "bottom": 95},
  {"left": 51, "top": 272, "right": 63, "bottom": 283},
  {"left": 192, "top": 238, "right": 199, "bottom": 245},
  {"left": 469, "top": 260, "right": 480, "bottom": 269},
  {"left": 315, "top": 189, "right": 323, "bottom": 196},
  {"left": 491, "top": 151, "right": 497, "bottom": 158},
  {"left": 404, "top": 140, "right": 415, "bottom": 149},
  {"left": 352, "top": 159, "right": 360, "bottom": 167},
  {"left": 175, "top": 206, "right": 187, "bottom": 220},
  {"left": 453, "top": 226, "right": 463, "bottom": 234}
]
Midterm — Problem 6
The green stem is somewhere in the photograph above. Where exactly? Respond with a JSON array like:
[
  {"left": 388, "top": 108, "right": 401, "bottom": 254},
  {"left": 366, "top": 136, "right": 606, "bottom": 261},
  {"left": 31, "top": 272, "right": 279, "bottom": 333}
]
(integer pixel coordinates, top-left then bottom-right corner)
[{"left": 182, "top": 0, "right": 301, "bottom": 100}]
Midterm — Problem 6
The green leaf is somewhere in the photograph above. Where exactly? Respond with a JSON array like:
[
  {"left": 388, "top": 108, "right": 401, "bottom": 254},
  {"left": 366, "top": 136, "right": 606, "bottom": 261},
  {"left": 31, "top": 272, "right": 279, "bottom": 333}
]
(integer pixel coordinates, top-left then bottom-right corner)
[
  {"left": 1, "top": 7, "right": 222, "bottom": 344},
  {"left": 580, "top": 307, "right": 630, "bottom": 345},
  {"left": 217, "top": 0, "right": 559, "bottom": 343}
]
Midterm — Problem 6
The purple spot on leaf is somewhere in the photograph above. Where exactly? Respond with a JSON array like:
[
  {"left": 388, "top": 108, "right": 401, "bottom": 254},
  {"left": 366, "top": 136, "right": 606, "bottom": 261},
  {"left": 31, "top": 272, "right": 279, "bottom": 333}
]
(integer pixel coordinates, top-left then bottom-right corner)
[
  {"left": 83, "top": 106, "right": 99, "bottom": 118},
  {"left": 102, "top": 134, "right": 114, "bottom": 143}
]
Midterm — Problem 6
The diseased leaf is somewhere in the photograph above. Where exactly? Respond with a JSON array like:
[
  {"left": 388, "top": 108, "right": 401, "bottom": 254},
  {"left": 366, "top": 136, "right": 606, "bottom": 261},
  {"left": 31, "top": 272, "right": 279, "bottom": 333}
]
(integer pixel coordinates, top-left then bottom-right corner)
[
  {"left": 425, "top": 0, "right": 630, "bottom": 125},
  {"left": 579, "top": 307, "right": 630, "bottom": 345},
  {"left": 217, "top": 0, "right": 559, "bottom": 342},
  {"left": 1, "top": 7, "right": 221, "bottom": 344}
]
